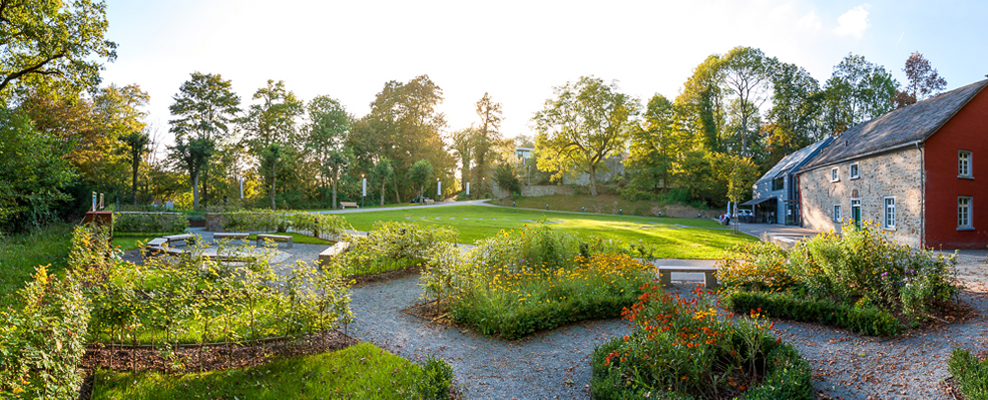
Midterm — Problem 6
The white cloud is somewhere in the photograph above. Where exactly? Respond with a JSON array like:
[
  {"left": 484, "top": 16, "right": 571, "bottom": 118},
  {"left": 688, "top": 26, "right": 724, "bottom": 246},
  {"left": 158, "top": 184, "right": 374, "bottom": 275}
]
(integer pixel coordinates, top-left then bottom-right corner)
[
  {"left": 834, "top": 5, "right": 871, "bottom": 38},
  {"left": 797, "top": 11, "right": 822, "bottom": 31}
]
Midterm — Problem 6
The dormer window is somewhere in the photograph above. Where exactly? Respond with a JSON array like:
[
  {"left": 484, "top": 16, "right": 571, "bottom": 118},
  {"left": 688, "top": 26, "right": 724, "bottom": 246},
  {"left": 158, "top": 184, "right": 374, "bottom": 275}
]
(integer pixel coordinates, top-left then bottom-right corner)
[
  {"left": 959, "top": 150, "right": 972, "bottom": 178},
  {"left": 849, "top": 163, "right": 860, "bottom": 180},
  {"left": 830, "top": 167, "right": 840, "bottom": 182}
]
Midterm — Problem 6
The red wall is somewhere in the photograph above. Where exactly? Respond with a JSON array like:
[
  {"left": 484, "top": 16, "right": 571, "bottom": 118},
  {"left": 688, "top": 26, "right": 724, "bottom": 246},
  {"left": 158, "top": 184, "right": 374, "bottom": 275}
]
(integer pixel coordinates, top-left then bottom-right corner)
[{"left": 924, "top": 86, "right": 988, "bottom": 248}]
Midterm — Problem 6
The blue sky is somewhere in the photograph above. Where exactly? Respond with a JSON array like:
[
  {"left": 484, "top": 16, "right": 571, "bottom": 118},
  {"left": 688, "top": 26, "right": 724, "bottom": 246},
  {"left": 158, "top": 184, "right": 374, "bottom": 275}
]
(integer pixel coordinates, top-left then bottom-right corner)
[{"left": 101, "top": 0, "right": 988, "bottom": 144}]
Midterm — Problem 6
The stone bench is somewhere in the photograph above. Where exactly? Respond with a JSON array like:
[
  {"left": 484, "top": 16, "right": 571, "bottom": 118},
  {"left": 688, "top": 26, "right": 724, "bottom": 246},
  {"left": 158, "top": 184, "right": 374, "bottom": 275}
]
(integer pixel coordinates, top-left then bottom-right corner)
[
  {"left": 340, "top": 201, "right": 359, "bottom": 209},
  {"left": 214, "top": 232, "right": 249, "bottom": 245},
  {"left": 424, "top": 199, "right": 435, "bottom": 205},
  {"left": 257, "top": 233, "right": 292, "bottom": 249},
  {"left": 163, "top": 234, "right": 196, "bottom": 247},
  {"left": 657, "top": 266, "right": 719, "bottom": 289},
  {"left": 318, "top": 241, "right": 350, "bottom": 268}
]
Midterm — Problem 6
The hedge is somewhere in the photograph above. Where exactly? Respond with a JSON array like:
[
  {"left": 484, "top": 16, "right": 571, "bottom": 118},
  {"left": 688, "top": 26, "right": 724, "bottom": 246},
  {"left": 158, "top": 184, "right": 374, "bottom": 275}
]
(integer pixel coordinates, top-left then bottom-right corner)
[
  {"left": 113, "top": 212, "right": 189, "bottom": 233},
  {"left": 722, "top": 291, "right": 904, "bottom": 337}
]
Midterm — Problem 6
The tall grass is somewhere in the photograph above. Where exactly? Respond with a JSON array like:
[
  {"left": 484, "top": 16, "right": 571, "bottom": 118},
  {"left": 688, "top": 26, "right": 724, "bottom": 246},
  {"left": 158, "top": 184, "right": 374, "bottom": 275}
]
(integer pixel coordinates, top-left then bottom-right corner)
[{"left": 0, "top": 223, "right": 73, "bottom": 308}]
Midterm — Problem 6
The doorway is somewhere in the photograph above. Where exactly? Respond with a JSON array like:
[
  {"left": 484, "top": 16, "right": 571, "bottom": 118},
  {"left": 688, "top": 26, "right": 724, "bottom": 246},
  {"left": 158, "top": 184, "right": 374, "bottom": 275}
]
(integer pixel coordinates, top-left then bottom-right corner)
[{"left": 851, "top": 199, "right": 861, "bottom": 228}]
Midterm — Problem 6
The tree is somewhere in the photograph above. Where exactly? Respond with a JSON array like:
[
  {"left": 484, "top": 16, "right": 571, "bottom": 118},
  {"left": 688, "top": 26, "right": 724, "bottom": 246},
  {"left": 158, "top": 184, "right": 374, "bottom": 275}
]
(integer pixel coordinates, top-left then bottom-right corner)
[
  {"left": 407, "top": 159, "right": 434, "bottom": 199},
  {"left": 677, "top": 55, "right": 726, "bottom": 152},
  {"left": 241, "top": 80, "right": 304, "bottom": 208},
  {"left": 627, "top": 94, "right": 677, "bottom": 192},
  {"left": 822, "top": 54, "right": 899, "bottom": 136},
  {"left": 472, "top": 93, "right": 503, "bottom": 190},
  {"left": 169, "top": 137, "right": 214, "bottom": 209},
  {"left": 897, "top": 52, "right": 947, "bottom": 107},
  {"left": 450, "top": 127, "right": 476, "bottom": 192},
  {"left": 169, "top": 72, "right": 241, "bottom": 207},
  {"left": 259, "top": 143, "right": 283, "bottom": 210},
  {"left": 712, "top": 152, "right": 758, "bottom": 233},
  {"left": 720, "top": 47, "right": 775, "bottom": 157},
  {"left": 533, "top": 76, "right": 639, "bottom": 196},
  {"left": 306, "top": 95, "right": 351, "bottom": 209},
  {"left": 0, "top": 0, "right": 117, "bottom": 98},
  {"left": 0, "top": 109, "right": 75, "bottom": 233},
  {"left": 371, "top": 157, "right": 394, "bottom": 206},
  {"left": 763, "top": 62, "right": 824, "bottom": 166},
  {"left": 120, "top": 131, "right": 150, "bottom": 205}
]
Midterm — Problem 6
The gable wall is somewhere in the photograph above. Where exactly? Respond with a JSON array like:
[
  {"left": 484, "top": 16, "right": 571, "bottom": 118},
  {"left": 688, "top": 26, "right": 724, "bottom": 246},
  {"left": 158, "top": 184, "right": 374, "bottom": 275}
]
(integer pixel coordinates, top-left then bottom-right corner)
[
  {"left": 923, "top": 87, "right": 988, "bottom": 248},
  {"left": 799, "top": 148, "right": 923, "bottom": 247}
]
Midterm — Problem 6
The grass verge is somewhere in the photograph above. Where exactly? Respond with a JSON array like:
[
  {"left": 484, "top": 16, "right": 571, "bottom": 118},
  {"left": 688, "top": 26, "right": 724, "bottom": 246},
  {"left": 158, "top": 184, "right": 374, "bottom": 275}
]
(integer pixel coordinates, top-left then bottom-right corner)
[{"left": 91, "top": 343, "right": 436, "bottom": 400}]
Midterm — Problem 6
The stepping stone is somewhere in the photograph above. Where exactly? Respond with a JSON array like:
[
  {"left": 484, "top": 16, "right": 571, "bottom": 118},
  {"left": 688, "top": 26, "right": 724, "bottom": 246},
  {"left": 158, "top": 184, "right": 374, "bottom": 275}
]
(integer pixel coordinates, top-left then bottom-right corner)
[
  {"left": 478, "top": 218, "right": 483, "bottom": 221},
  {"left": 545, "top": 220, "right": 564, "bottom": 224},
  {"left": 450, "top": 217, "right": 455, "bottom": 220},
  {"left": 491, "top": 218, "right": 496, "bottom": 221},
  {"left": 405, "top": 216, "right": 412, "bottom": 220},
  {"left": 520, "top": 219, "right": 536, "bottom": 223},
  {"left": 463, "top": 218, "right": 469, "bottom": 220},
  {"left": 435, "top": 217, "right": 441, "bottom": 220},
  {"left": 420, "top": 216, "right": 426, "bottom": 220}
]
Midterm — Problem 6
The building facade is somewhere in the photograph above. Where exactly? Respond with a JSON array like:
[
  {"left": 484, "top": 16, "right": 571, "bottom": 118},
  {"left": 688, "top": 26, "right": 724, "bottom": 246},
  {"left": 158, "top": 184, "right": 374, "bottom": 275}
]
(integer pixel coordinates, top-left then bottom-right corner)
[
  {"left": 797, "top": 79, "right": 988, "bottom": 249},
  {"left": 749, "top": 137, "right": 832, "bottom": 225}
]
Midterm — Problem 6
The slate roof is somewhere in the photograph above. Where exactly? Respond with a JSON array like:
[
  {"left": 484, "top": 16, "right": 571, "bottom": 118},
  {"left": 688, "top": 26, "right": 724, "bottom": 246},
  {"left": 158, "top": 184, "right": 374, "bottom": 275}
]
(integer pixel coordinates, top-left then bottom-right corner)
[
  {"left": 755, "top": 136, "right": 833, "bottom": 184},
  {"left": 800, "top": 79, "right": 988, "bottom": 171}
]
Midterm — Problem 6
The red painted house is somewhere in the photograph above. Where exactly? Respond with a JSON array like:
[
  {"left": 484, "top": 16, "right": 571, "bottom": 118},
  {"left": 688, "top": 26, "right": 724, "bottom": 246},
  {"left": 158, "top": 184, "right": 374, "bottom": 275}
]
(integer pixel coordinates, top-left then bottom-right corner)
[{"left": 797, "top": 79, "right": 988, "bottom": 249}]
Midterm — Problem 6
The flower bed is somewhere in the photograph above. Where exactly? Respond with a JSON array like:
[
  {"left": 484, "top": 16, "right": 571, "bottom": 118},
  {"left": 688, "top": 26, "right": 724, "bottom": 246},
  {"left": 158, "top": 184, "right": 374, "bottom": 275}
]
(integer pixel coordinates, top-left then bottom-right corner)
[
  {"left": 422, "top": 225, "right": 654, "bottom": 340},
  {"left": 590, "top": 285, "right": 813, "bottom": 399},
  {"left": 716, "top": 222, "right": 957, "bottom": 335},
  {"left": 329, "top": 221, "right": 456, "bottom": 278}
]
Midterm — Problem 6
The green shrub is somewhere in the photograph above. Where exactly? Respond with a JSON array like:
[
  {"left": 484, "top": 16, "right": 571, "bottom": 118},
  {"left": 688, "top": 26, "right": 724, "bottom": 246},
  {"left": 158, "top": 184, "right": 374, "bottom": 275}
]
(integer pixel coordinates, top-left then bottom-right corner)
[
  {"left": 330, "top": 221, "right": 456, "bottom": 278},
  {"left": 220, "top": 210, "right": 348, "bottom": 240},
  {"left": 949, "top": 347, "right": 988, "bottom": 400},
  {"left": 591, "top": 286, "right": 813, "bottom": 400},
  {"left": 722, "top": 291, "right": 904, "bottom": 337},
  {"left": 0, "top": 265, "right": 91, "bottom": 398},
  {"left": 442, "top": 225, "right": 653, "bottom": 339},
  {"left": 418, "top": 355, "right": 455, "bottom": 400},
  {"left": 715, "top": 241, "right": 794, "bottom": 292},
  {"left": 113, "top": 212, "right": 189, "bottom": 233}
]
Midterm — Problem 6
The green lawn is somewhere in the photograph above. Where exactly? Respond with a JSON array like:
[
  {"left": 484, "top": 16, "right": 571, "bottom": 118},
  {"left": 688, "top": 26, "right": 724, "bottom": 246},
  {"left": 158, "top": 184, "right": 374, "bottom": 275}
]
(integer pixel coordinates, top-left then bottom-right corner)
[
  {"left": 91, "top": 343, "right": 429, "bottom": 400},
  {"left": 0, "top": 223, "right": 74, "bottom": 308},
  {"left": 340, "top": 205, "right": 755, "bottom": 259}
]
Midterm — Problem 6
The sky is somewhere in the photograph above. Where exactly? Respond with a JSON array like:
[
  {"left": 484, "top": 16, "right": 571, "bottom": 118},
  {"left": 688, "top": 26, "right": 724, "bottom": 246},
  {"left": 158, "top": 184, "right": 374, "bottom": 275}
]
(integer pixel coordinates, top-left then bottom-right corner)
[{"left": 102, "top": 0, "right": 988, "bottom": 145}]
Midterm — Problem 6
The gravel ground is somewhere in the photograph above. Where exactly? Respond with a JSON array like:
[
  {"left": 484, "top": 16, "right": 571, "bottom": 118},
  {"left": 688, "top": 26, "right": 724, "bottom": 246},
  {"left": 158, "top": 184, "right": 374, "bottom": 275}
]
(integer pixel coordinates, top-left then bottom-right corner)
[{"left": 347, "top": 260, "right": 988, "bottom": 400}]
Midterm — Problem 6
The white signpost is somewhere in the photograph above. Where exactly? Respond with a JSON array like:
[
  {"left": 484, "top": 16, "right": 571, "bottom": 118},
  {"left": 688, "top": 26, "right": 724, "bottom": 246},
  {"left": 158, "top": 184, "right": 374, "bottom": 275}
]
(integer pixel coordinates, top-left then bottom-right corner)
[{"left": 466, "top": 182, "right": 470, "bottom": 195}]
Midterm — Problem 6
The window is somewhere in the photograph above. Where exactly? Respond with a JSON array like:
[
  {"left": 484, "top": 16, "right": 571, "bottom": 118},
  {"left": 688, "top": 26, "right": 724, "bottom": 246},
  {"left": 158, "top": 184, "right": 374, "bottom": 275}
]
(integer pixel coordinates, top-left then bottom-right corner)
[
  {"left": 772, "top": 177, "right": 784, "bottom": 191},
  {"left": 833, "top": 204, "right": 842, "bottom": 222},
  {"left": 959, "top": 150, "right": 972, "bottom": 178},
  {"left": 959, "top": 196, "right": 973, "bottom": 229},
  {"left": 831, "top": 167, "right": 840, "bottom": 182},
  {"left": 884, "top": 197, "right": 896, "bottom": 229},
  {"left": 849, "top": 163, "right": 860, "bottom": 179}
]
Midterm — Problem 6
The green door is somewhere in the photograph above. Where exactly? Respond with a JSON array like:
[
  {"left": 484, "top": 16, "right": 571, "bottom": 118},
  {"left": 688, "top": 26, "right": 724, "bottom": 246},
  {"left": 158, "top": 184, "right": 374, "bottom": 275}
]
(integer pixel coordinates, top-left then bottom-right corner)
[{"left": 851, "top": 200, "right": 861, "bottom": 228}]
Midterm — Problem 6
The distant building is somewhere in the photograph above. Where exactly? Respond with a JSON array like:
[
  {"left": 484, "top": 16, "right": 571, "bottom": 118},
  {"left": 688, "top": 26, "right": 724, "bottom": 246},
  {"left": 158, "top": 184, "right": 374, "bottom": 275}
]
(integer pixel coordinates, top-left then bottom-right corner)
[
  {"left": 747, "top": 137, "right": 832, "bottom": 225},
  {"left": 796, "top": 79, "right": 988, "bottom": 249},
  {"left": 514, "top": 147, "right": 534, "bottom": 161}
]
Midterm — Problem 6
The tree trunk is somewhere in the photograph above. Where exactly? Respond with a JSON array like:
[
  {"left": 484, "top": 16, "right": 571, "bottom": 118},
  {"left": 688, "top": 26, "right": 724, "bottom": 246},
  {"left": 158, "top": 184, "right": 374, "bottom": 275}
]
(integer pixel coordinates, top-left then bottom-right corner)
[
  {"left": 193, "top": 173, "right": 200, "bottom": 209},
  {"left": 588, "top": 167, "right": 598, "bottom": 197},
  {"left": 380, "top": 181, "right": 386, "bottom": 206},
  {"left": 393, "top": 179, "right": 401, "bottom": 203},
  {"left": 132, "top": 159, "right": 139, "bottom": 206},
  {"left": 201, "top": 169, "right": 208, "bottom": 208},
  {"left": 332, "top": 179, "right": 338, "bottom": 210},
  {"left": 269, "top": 167, "right": 277, "bottom": 210}
]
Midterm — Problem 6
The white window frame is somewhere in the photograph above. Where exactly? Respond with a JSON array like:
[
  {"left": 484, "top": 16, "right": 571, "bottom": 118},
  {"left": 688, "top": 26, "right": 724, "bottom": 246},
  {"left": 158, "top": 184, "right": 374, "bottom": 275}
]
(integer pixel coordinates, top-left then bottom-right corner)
[
  {"left": 959, "top": 150, "right": 973, "bottom": 178},
  {"left": 831, "top": 167, "right": 840, "bottom": 182},
  {"left": 959, "top": 196, "right": 973, "bottom": 230},
  {"left": 849, "top": 163, "right": 860, "bottom": 180},
  {"left": 833, "top": 204, "right": 842, "bottom": 222},
  {"left": 884, "top": 196, "right": 896, "bottom": 229}
]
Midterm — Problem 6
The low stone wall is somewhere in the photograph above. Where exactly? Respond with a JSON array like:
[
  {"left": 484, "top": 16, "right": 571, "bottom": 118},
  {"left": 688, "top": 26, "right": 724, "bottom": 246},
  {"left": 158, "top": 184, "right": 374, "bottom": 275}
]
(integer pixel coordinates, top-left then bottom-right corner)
[{"left": 493, "top": 185, "right": 585, "bottom": 199}]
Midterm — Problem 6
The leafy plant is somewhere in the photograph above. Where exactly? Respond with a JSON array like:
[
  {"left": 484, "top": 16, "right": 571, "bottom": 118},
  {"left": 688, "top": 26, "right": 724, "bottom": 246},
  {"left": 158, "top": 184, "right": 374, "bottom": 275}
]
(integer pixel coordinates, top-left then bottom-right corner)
[
  {"left": 113, "top": 212, "right": 189, "bottom": 233},
  {"left": 949, "top": 347, "right": 988, "bottom": 400},
  {"left": 418, "top": 356, "right": 455, "bottom": 400}
]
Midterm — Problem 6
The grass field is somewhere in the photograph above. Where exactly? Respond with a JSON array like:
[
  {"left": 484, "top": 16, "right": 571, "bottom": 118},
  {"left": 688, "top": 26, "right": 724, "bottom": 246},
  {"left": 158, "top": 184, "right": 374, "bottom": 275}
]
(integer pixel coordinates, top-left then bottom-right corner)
[
  {"left": 340, "top": 205, "right": 755, "bottom": 259},
  {"left": 0, "top": 223, "right": 74, "bottom": 308},
  {"left": 91, "top": 343, "right": 428, "bottom": 400}
]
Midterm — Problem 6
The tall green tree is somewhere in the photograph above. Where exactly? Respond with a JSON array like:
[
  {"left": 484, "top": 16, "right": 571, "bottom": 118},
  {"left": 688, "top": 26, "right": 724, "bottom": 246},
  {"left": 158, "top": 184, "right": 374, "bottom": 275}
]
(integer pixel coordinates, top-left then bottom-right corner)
[
  {"left": 627, "top": 94, "right": 677, "bottom": 192},
  {"left": 407, "top": 159, "right": 434, "bottom": 199},
  {"left": 169, "top": 72, "right": 241, "bottom": 208},
  {"left": 450, "top": 127, "right": 476, "bottom": 191},
  {"left": 169, "top": 137, "right": 214, "bottom": 210},
  {"left": 241, "top": 80, "right": 304, "bottom": 208},
  {"left": 0, "top": 0, "right": 117, "bottom": 99},
  {"left": 677, "top": 55, "right": 726, "bottom": 152},
  {"left": 472, "top": 93, "right": 503, "bottom": 192},
  {"left": 120, "top": 131, "right": 150, "bottom": 205},
  {"left": 370, "top": 157, "right": 394, "bottom": 206},
  {"left": 763, "top": 62, "right": 824, "bottom": 167},
  {"left": 713, "top": 152, "right": 758, "bottom": 232},
  {"left": 0, "top": 109, "right": 75, "bottom": 233},
  {"left": 720, "top": 47, "right": 775, "bottom": 157},
  {"left": 822, "top": 54, "right": 899, "bottom": 136},
  {"left": 533, "top": 76, "right": 639, "bottom": 196},
  {"left": 306, "top": 95, "right": 351, "bottom": 209}
]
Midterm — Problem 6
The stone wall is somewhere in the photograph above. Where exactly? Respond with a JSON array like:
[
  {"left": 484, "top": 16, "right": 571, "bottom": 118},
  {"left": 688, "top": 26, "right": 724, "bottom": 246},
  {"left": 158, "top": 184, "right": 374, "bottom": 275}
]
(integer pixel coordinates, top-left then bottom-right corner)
[
  {"left": 492, "top": 185, "right": 584, "bottom": 199},
  {"left": 799, "top": 148, "right": 923, "bottom": 247}
]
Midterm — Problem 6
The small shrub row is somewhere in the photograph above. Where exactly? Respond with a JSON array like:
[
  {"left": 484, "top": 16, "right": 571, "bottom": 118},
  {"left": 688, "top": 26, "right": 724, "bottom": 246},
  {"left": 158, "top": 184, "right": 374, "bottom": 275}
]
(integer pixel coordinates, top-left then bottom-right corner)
[
  {"left": 220, "top": 210, "right": 348, "bottom": 240},
  {"left": 331, "top": 221, "right": 456, "bottom": 278},
  {"left": 422, "top": 225, "right": 653, "bottom": 340},
  {"left": 722, "top": 290, "right": 904, "bottom": 337},
  {"left": 113, "top": 212, "right": 189, "bottom": 233},
  {"left": 0, "top": 265, "right": 91, "bottom": 399},
  {"left": 949, "top": 347, "right": 988, "bottom": 400},
  {"left": 590, "top": 286, "right": 813, "bottom": 400}
]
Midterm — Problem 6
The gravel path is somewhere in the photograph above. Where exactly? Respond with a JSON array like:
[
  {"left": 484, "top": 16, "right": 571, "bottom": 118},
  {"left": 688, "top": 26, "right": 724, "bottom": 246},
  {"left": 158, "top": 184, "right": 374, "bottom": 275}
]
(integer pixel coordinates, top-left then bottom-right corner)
[{"left": 347, "top": 274, "right": 632, "bottom": 399}]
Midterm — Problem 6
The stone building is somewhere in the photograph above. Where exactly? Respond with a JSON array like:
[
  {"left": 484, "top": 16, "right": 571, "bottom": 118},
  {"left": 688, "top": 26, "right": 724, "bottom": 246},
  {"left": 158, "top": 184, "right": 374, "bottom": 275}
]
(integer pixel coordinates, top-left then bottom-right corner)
[
  {"left": 747, "top": 137, "right": 832, "bottom": 225},
  {"left": 797, "top": 79, "right": 988, "bottom": 249}
]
